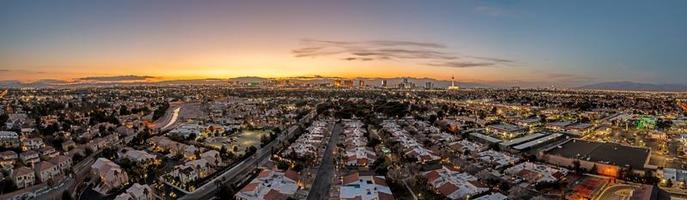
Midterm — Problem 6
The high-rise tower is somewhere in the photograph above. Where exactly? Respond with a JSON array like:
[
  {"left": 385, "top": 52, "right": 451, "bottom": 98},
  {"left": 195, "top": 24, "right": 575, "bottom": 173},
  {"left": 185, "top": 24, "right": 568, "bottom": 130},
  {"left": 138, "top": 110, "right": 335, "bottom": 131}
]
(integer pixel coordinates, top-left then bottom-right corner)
[{"left": 448, "top": 75, "right": 460, "bottom": 90}]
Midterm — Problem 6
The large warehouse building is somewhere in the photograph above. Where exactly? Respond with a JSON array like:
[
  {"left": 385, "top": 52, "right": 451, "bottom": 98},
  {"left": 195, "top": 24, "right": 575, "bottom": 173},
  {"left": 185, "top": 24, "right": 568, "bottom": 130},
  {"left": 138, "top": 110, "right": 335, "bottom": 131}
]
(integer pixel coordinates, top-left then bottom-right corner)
[{"left": 540, "top": 139, "right": 653, "bottom": 177}]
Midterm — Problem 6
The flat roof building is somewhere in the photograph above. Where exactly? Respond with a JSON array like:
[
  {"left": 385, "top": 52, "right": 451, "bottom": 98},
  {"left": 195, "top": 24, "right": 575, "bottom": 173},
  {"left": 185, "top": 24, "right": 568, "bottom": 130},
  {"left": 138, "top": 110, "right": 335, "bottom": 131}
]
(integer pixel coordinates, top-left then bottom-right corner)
[{"left": 541, "top": 139, "right": 651, "bottom": 177}]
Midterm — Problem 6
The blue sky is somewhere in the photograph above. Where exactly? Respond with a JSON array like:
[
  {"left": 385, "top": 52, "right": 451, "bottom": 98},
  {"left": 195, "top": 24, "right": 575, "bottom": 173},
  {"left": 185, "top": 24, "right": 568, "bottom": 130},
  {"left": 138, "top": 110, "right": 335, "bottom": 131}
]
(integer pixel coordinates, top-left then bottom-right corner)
[{"left": 1, "top": 0, "right": 686, "bottom": 86}]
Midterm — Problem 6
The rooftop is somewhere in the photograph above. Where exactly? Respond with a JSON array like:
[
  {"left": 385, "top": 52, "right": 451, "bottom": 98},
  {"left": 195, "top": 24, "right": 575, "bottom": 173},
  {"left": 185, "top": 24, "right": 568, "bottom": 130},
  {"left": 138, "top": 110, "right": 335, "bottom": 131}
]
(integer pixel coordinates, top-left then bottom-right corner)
[{"left": 546, "top": 139, "right": 650, "bottom": 169}]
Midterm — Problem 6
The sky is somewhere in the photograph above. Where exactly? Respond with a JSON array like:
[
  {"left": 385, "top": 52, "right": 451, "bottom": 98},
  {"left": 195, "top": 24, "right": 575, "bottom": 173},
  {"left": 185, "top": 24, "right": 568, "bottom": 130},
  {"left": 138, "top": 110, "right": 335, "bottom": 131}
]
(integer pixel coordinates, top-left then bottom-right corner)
[{"left": 1, "top": 0, "right": 686, "bottom": 87}]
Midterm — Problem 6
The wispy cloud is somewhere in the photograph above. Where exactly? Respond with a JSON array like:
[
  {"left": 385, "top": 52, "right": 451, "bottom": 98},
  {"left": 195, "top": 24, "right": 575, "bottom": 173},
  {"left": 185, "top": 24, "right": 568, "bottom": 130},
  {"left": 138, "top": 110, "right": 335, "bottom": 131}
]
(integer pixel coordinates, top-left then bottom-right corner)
[
  {"left": 292, "top": 39, "right": 514, "bottom": 68},
  {"left": 0, "top": 69, "right": 46, "bottom": 74},
  {"left": 79, "top": 75, "right": 157, "bottom": 82},
  {"left": 426, "top": 62, "right": 495, "bottom": 68},
  {"left": 468, "top": 56, "right": 514, "bottom": 63}
]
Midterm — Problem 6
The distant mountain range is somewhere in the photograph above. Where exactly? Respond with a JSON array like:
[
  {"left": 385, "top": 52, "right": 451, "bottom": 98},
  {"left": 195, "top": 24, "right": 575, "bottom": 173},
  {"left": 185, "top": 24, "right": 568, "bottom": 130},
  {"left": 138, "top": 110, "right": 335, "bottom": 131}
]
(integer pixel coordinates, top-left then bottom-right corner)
[
  {"left": 0, "top": 79, "right": 70, "bottom": 88},
  {"left": 578, "top": 81, "right": 687, "bottom": 92},
  {"left": 0, "top": 76, "right": 491, "bottom": 89}
]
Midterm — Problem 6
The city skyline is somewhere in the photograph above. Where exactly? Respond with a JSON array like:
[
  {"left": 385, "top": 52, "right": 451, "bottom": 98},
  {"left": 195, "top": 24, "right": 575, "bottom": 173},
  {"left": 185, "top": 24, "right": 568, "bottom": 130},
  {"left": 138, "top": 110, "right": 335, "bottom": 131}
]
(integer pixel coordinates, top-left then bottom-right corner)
[
  {"left": 2, "top": 0, "right": 687, "bottom": 87},
  {"left": 3, "top": 2, "right": 687, "bottom": 199}
]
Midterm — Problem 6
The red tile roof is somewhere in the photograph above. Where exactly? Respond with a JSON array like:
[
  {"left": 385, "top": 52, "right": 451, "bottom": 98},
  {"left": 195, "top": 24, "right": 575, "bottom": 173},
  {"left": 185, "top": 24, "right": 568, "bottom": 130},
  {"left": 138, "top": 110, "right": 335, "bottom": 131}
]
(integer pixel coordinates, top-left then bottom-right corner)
[
  {"left": 342, "top": 172, "right": 360, "bottom": 185},
  {"left": 263, "top": 189, "right": 287, "bottom": 200},
  {"left": 437, "top": 182, "right": 459, "bottom": 197},
  {"left": 240, "top": 182, "right": 259, "bottom": 192},
  {"left": 284, "top": 170, "right": 299, "bottom": 182},
  {"left": 373, "top": 176, "right": 388, "bottom": 186},
  {"left": 13, "top": 166, "right": 33, "bottom": 176},
  {"left": 378, "top": 192, "right": 395, "bottom": 200},
  {"left": 49, "top": 155, "right": 70, "bottom": 165},
  {"left": 424, "top": 170, "right": 441, "bottom": 183},
  {"left": 37, "top": 161, "right": 55, "bottom": 171}
]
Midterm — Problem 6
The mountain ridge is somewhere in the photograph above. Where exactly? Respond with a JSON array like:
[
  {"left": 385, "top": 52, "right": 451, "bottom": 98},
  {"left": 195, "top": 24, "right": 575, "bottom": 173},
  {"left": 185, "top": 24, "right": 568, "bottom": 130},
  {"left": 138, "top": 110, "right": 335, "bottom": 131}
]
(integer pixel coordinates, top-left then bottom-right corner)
[{"left": 578, "top": 81, "right": 687, "bottom": 92}]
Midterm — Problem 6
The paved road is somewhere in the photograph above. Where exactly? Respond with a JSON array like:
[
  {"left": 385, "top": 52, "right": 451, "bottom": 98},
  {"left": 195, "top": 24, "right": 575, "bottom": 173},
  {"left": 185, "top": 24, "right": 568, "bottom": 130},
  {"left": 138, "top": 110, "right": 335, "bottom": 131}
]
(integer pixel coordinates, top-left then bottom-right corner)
[
  {"left": 306, "top": 122, "right": 342, "bottom": 200},
  {"left": 153, "top": 104, "right": 182, "bottom": 131},
  {"left": 595, "top": 184, "right": 635, "bottom": 200},
  {"left": 160, "top": 107, "right": 181, "bottom": 130}
]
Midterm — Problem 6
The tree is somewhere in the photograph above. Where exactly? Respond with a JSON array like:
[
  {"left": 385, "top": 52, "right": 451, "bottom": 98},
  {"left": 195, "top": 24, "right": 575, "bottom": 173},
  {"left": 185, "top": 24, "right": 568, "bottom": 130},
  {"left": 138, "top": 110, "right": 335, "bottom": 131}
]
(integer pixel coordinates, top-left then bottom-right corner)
[
  {"left": 226, "top": 151, "right": 236, "bottom": 160},
  {"left": 220, "top": 146, "right": 228, "bottom": 156},
  {"left": 590, "top": 164, "right": 598, "bottom": 174},
  {"left": 62, "top": 191, "right": 73, "bottom": 200},
  {"left": 643, "top": 170, "right": 659, "bottom": 184},
  {"left": 661, "top": 178, "right": 673, "bottom": 187},
  {"left": 143, "top": 188, "right": 150, "bottom": 198},
  {"left": 73, "top": 153, "right": 84, "bottom": 163},
  {"left": 217, "top": 185, "right": 236, "bottom": 200},
  {"left": 152, "top": 102, "right": 170, "bottom": 121},
  {"left": 366, "top": 138, "right": 381, "bottom": 147},
  {"left": 372, "top": 158, "right": 388, "bottom": 176},
  {"left": 624, "top": 166, "right": 635, "bottom": 180},
  {"left": 0, "top": 114, "right": 8, "bottom": 128},
  {"left": 276, "top": 160, "right": 289, "bottom": 170},
  {"left": 572, "top": 160, "right": 581, "bottom": 173},
  {"left": 119, "top": 106, "right": 130, "bottom": 116},
  {"left": 428, "top": 114, "right": 438, "bottom": 124},
  {"left": 260, "top": 134, "right": 270, "bottom": 146},
  {"left": 656, "top": 119, "right": 673, "bottom": 130},
  {"left": 293, "top": 163, "right": 304, "bottom": 172},
  {"left": 101, "top": 147, "right": 118, "bottom": 160}
]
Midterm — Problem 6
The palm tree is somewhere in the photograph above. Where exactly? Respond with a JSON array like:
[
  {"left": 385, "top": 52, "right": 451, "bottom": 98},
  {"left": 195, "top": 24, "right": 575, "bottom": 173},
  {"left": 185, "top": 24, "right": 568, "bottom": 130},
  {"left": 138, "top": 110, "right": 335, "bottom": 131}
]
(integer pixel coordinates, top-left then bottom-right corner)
[
  {"left": 143, "top": 188, "right": 150, "bottom": 199},
  {"left": 196, "top": 164, "right": 202, "bottom": 176}
]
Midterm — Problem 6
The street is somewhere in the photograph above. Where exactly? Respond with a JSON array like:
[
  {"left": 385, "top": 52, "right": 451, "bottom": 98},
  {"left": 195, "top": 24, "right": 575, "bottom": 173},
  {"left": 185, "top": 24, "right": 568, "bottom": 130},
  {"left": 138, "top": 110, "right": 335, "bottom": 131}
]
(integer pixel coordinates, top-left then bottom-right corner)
[
  {"left": 152, "top": 103, "right": 183, "bottom": 131},
  {"left": 306, "top": 122, "right": 342, "bottom": 200}
]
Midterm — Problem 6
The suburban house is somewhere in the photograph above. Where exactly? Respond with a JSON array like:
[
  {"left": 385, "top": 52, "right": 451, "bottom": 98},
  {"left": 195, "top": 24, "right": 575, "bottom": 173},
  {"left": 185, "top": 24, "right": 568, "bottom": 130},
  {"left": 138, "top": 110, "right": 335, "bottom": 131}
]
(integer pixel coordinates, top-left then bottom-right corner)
[
  {"left": 12, "top": 166, "right": 35, "bottom": 189},
  {"left": 91, "top": 158, "right": 130, "bottom": 194},
  {"left": 235, "top": 169, "right": 300, "bottom": 200}
]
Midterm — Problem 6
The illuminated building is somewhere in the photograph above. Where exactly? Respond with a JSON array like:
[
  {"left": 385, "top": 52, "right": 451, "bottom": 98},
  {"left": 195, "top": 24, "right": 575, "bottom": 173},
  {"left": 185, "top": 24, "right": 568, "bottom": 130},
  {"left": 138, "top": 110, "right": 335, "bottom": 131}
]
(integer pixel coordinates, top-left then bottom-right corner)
[
  {"left": 448, "top": 75, "right": 460, "bottom": 90},
  {"left": 540, "top": 139, "right": 651, "bottom": 177},
  {"left": 636, "top": 116, "right": 656, "bottom": 129},
  {"left": 425, "top": 81, "right": 433, "bottom": 89},
  {"left": 678, "top": 100, "right": 687, "bottom": 113},
  {"left": 343, "top": 80, "right": 354, "bottom": 88}
]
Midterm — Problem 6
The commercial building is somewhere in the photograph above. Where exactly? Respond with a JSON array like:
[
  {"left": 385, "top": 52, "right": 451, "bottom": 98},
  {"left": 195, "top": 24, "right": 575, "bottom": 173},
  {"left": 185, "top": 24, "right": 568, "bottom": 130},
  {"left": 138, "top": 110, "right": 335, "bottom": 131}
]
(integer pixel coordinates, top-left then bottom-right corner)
[{"left": 540, "top": 139, "right": 651, "bottom": 177}]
